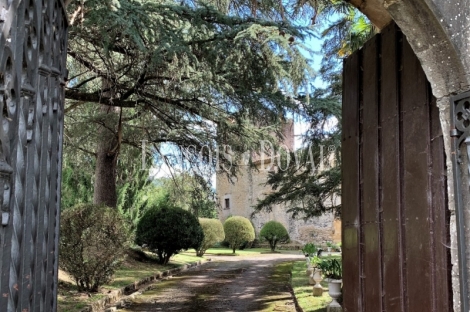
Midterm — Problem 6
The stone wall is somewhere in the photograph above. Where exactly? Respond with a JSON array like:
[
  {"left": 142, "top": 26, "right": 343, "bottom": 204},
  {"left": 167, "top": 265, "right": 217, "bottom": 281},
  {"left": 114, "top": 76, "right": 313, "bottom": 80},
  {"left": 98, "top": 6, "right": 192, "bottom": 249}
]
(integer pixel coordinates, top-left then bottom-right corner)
[
  {"left": 217, "top": 164, "right": 340, "bottom": 245},
  {"left": 217, "top": 122, "right": 341, "bottom": 246}
]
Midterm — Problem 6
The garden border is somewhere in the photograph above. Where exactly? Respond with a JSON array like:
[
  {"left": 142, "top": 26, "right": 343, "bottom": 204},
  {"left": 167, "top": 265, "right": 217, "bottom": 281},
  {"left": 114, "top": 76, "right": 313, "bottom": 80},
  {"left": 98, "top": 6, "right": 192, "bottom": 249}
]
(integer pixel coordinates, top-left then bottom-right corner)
[{"left": 79, "top": 258, "right": 212, "bottom": 312}]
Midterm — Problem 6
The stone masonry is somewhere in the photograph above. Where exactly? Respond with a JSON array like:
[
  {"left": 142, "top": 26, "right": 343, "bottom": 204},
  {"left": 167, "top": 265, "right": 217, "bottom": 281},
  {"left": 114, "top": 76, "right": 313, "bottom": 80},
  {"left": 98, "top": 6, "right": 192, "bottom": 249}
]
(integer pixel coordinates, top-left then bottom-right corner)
[{"left": 216, "top": 121, "right": 341, "bottom": 246}]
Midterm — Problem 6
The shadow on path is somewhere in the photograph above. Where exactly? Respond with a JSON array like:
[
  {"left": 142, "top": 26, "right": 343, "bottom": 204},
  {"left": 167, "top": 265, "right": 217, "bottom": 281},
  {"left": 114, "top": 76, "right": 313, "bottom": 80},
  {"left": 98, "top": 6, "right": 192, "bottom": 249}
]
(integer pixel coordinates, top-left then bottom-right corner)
[{"left": 121, "top": 254, "right": 303, "bottom": 312}]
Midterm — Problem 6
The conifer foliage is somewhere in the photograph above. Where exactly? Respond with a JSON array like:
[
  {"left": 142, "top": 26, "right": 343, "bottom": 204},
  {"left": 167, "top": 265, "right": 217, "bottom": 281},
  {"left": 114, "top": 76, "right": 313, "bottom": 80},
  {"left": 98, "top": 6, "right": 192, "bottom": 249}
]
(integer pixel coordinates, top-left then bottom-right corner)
[
  {"left": 62, "top": 0, "right": 375, "bottom": 217},
  {"left": 254, "top": 96, "right": 342, "bottom": 218},
  {"left": 253, "top": 5, "right": 375, "bottom": 219},
  {"left": 64, "top": 0, "right": 314, "bottom": 207}
]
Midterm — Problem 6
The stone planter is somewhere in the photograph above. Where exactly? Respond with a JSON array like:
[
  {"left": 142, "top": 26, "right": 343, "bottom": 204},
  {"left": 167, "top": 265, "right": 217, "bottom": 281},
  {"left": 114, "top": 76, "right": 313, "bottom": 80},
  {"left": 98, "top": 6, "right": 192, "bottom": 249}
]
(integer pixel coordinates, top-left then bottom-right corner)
[
  {"left": 327, "top": 279, "right": 342, "bottom": 308},
  {"left": 308, "top": 270, "right": 315, "bottom": 285},
  {"left": 312, "top": 269, "right": 323, "bottom": 288},
  {"left": 306, "top": 265, "right": 314, "bottom": 277},
  {"left": 312, "top": 268, "right": 323, "bottom": 296},
  {"left": 306, "top": 257, "right": 313, "bottom": 276}
]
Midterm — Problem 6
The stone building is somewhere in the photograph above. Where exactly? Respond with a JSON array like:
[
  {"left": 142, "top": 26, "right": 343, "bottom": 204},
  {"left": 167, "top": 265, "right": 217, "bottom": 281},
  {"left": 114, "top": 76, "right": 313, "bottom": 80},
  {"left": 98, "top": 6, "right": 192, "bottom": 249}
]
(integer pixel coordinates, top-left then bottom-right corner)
[{"left": 216, "top": 121, "right": 341, "bottom": 246}]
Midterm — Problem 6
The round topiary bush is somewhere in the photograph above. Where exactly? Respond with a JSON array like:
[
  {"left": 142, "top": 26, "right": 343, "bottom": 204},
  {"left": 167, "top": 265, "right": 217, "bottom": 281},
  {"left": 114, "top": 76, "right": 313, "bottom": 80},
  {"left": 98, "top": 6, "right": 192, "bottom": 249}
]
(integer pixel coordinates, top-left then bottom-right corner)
[
  {"left": 197, "top": 218, "right": 225, "bottom": 257},
  {"left": 259, "top": 220, "right": 290, "bottom": 251},
  {"left": 223, "top": 216, "right": 255, "bottom": 254},
  {"left": 59, "top": 204, "right": 131, "bottom": 292},
  {"left": 135, "top": 203, "right": 204, "bottom": 264}
]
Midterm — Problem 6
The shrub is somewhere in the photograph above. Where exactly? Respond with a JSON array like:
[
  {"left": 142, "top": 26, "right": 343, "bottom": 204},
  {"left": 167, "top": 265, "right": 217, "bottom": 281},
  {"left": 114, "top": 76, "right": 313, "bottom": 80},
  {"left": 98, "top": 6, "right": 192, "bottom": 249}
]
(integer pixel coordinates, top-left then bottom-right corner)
[
  {"left": 318, "top": 258, "right": 342, "bottom": 280},
  {"left": 126, "top": 246, "right": 160, "bottom": 263},
  {"left": 59, "top": 204, "right": 131, "bottom": 292},
  {"left": 197, "top": 218, "right": 225, "bottom": 257},
  {"left": 259, "top": 221, "right": 290, "bottom": 251},
  {"left": 135, "top": 203, "right": 204, "bottom": 264},
  {"left": 223, "top": 216, "right": 255, "bottom": 254},
  {"left": 301, "top": 243, "right": 318, "bottom": 257}
]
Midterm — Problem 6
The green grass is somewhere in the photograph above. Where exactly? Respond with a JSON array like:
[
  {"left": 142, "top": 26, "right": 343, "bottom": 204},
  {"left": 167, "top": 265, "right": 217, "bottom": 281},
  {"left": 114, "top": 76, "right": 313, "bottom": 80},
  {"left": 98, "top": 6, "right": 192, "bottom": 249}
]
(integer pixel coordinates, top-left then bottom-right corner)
[
  {"left": 290, "top": 256, "right": 342, "bottom": 312},
  {"left": 105, "top": 253, "right": 202, "bottom": 289},
  {"left": 57, "top": 253, "right": 205, "bottom": 312},
  {"left": 257, "top": 261, "right": 298, "bottom": 311},
  {"left": 58, "top": 248, "right": 338, "bottom": 312},
  {"left": 183, "top": 247, "right": 301, "bottom": 256}
]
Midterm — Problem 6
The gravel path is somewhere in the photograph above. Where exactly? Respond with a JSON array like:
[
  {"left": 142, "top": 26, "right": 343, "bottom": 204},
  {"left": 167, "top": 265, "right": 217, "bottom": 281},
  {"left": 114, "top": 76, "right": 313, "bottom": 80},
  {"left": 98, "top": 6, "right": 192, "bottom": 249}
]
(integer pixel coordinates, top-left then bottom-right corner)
[{"left": 121, "top": 253, "right": 304, "bottom": 312}]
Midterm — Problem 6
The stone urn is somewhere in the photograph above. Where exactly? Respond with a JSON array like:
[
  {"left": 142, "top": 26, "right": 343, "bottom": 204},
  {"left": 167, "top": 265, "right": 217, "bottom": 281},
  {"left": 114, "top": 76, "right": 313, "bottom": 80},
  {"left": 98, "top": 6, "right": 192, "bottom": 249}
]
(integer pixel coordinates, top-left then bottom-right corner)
[
  {"left": 312, "top": 269, "right": 323, "bottom": 288},
  {"left": 327, "top": 279, "right": 342, "bottom": 308},
  {"left": 306, "top": 265, "right": 314, "bottom": 277},
  {"left": 308, "top": 270, "right": 315, "bottom": 285},
  {"left": 306, "top": 257, "right": 313, "bottom": 276},
  {"left": 312, "top": 269, "right": 323, "bottom": 296}
]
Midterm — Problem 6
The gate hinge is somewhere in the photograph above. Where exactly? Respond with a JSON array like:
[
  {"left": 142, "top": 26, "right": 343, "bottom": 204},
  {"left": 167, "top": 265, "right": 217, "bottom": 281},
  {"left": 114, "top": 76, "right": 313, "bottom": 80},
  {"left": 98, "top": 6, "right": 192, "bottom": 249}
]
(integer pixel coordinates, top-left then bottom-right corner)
[{"left": 450, "top": 129, "right": 460, "bottom": 137}]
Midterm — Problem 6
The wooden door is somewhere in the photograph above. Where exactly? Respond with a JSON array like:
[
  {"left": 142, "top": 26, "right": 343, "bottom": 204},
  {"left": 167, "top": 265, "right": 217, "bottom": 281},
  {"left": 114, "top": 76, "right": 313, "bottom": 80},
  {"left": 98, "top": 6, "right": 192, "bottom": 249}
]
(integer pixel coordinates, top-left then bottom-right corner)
[{"left": 342, "top": 22, "right": 452, "bottom": 312}]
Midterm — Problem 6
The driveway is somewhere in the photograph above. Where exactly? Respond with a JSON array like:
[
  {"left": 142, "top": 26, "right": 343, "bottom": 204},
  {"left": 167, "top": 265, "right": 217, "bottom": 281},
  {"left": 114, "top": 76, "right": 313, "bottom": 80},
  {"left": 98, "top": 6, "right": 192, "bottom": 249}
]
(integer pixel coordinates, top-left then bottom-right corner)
[{"left": 121, "top": 253, "right": 304, "bottom": 312}]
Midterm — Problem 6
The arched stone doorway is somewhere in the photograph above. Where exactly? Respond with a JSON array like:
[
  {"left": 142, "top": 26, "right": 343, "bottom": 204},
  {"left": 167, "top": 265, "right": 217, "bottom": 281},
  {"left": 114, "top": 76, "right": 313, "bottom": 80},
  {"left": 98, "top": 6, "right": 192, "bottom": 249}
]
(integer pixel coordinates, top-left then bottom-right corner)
[{"left": 343, "top": 1, "right": 470, "bottom": 311}]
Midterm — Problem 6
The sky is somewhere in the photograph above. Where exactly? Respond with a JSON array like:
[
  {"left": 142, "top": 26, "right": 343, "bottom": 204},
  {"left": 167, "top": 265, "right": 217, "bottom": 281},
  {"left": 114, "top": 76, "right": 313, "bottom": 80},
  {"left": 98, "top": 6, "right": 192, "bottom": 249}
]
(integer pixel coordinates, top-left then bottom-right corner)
[{"left": 150, "top": 28, "right": 328, "bottom": 185}]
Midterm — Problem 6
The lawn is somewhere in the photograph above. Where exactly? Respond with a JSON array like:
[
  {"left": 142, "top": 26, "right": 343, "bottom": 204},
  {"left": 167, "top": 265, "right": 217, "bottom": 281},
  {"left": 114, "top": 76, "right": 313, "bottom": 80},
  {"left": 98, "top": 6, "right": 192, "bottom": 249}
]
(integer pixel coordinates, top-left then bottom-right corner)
[
  {"left": 290, "top": 255, "right": 342, "bottom": 312},
  {"left": 182, "top": 247, "right": 301, "bottom": 256},
  {"left": 105, "top": 252, "right": 202, "bottom": 289},
  {"left": 57, "top": 251, "right": 204, "bottom": 312},
  {"left": 57, "top": 247, "right": 315, "bottom": 312}
]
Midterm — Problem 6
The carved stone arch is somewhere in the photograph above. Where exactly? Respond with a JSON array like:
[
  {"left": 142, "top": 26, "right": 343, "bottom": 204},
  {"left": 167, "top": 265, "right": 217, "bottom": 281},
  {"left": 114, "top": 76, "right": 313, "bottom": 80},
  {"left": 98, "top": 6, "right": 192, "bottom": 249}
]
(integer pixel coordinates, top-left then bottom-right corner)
[
  {"left": 383, "top": 0, "right": 469, "bottom": 97},
  {"left": 350, "top": 0, "right": 469, "bottom": 98},
  {"left": 344, "top": 1, "right": 470, "bottom": 311}
]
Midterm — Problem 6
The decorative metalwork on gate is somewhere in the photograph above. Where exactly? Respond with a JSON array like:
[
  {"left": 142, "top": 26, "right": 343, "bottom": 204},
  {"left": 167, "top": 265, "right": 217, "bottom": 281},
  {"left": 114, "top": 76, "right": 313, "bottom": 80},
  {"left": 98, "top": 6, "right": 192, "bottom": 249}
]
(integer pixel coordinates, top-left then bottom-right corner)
[
  {"left": 450, "top": 91, "right": 470, "bottom": 312},
  {"left": 0, "top": 0, "right": 68, "bottom": 311}
]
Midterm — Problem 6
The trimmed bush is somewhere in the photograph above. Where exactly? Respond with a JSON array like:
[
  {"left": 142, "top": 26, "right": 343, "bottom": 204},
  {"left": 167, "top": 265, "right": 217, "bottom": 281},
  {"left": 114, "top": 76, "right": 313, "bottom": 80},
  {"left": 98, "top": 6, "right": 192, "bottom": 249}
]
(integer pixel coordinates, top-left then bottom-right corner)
[
  {"left": 259, "top": 221, "right": 290, "bottom": 251},
  {"left": 223, "top": 216, "right": 255, "bottom": 254},
  {"left": 197, "top": 218, "right": 225, "bottom": 257},
  {"left": 59, "top": 204, "right": 131, "bottom": 292},
  {"left": 135, "top": 203, "right": 204, "bottom": 264}
]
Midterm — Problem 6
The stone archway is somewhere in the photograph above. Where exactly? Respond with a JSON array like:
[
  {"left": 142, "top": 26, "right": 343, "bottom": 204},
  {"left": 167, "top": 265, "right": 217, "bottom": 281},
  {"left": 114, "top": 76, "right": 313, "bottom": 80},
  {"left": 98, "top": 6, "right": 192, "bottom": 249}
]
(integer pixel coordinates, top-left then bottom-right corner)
[{"left": 344, "top": 1, "right": 470, "bottom": 311}]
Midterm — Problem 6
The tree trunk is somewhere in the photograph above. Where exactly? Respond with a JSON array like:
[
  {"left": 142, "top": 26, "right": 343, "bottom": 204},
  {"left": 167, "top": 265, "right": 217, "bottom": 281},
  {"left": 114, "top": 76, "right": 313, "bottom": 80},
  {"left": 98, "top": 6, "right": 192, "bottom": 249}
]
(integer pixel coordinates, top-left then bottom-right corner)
[
  {"left": 163, "top": 253, "right": 171, "bottom": 265},
  {"left": 157, "top": 250, "right": 164, "bottom": 264},
  {"left": 93, "top": 104, "right": 121, "bottom": 208}
]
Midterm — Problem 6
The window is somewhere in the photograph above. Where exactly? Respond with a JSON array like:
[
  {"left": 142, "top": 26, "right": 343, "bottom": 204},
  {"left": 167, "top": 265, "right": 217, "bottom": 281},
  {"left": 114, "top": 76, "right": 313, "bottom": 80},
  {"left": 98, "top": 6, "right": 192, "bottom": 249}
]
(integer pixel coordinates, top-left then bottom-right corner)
[{"left": 225, "top": 198, "right": 230, "bottom": 210}]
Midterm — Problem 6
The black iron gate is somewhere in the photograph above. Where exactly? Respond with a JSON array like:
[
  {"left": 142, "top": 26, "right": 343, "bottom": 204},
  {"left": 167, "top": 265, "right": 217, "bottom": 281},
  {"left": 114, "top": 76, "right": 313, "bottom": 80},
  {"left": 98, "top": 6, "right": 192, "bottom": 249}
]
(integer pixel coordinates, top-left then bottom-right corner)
[
  {"left": 0, "top": 0, "right": 68, "bottom": 311},
  {"left": 342, "top": 22, "right": 452, "bottom": 312}
]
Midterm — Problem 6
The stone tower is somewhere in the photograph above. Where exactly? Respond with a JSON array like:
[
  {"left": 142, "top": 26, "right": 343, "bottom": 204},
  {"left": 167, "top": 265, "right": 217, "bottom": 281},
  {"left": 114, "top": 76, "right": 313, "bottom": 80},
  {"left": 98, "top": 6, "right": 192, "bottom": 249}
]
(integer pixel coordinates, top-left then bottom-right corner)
[{"left": 216, "top": 121, "right": 341, "bottom": 245}]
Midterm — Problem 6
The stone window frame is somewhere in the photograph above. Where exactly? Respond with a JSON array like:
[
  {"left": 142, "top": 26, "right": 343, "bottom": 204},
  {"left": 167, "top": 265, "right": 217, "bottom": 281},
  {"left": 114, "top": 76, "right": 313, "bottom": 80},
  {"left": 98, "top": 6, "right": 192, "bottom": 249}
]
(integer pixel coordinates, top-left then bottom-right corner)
[{"left": 223, "top": 195, "right": 231, "bottom": 210}]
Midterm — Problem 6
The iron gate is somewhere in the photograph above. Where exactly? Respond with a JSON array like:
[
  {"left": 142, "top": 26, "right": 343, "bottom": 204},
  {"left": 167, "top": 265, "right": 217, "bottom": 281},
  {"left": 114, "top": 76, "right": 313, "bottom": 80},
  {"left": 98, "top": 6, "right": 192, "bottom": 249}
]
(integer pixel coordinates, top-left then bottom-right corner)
[
  {"left": 342, "top": 22, "right": 452, "bottom": 311},
  {"left": 0, "top": 0, "right": 68, "bottom": 311}
]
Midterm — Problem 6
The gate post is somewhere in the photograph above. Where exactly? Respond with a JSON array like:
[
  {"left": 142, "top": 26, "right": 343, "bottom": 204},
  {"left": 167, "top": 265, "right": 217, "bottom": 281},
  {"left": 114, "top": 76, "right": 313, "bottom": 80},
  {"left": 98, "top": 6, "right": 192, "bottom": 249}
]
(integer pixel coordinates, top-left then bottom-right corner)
[
  {"left": 0, "top": 0, "right": 68, "bottom": 311},
  {"left": 450, "top": 91, "right": 470, "bottom": 312}
]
